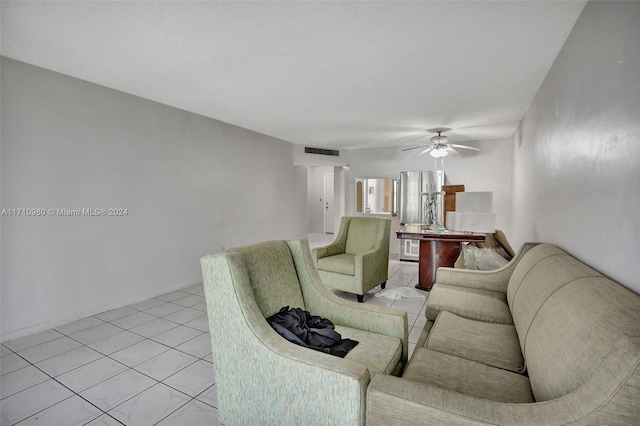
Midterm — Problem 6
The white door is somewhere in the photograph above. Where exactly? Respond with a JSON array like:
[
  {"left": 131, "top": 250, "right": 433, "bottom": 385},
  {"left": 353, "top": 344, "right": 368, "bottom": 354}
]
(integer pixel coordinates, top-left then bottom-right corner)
[{"left": 324, "top": 174, "right": 334, "bottom": 234}]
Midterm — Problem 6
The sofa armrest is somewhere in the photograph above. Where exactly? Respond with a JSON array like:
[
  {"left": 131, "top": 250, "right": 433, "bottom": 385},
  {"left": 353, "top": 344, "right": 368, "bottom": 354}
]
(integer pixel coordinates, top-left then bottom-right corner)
[
  {"left": 369, "top": 375, "right": 550, "bottom": 426},
  {"left": 368, "top": 342, "right": 640, "bottom": 426},
  {"left": 435, "top": 242, "right": 539, "bottom": 293},
  {"left": 368, "top": 375, "right": 504, "bottom": 425}
]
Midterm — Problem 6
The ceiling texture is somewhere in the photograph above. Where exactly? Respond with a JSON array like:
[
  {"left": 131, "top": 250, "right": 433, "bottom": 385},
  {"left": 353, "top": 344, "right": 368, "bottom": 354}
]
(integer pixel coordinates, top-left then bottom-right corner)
[{"left": 1, "top": 1, "right": 586, "bottom": 150}]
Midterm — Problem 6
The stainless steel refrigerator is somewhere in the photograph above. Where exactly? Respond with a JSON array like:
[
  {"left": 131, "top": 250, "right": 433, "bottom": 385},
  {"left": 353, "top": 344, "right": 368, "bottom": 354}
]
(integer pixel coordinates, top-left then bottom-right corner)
[{"left": 399, "top": 170, "right": 445, "bottom": 261}]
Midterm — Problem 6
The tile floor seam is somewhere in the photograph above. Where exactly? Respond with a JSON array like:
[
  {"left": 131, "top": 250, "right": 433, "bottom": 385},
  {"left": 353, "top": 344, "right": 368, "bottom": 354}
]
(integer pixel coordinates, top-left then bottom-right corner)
[
  {"left": 108, "top": 382, "right": 191, "bottom": 409},
  {"left": 0, "top": 351, "right": 31, "bottom": 375},
  {"left": 131, "top": 354, "right": 200, "bottom": 383},
  {"left": 62, "top": 323, "right": 133, "bottom": 346},
  {"left": 4, "top": 367, "right": 106, "bottom": 424},
  {"left": 53, "top": 388, "right": 109, "bottom": 423},
  {"left": 100, "top": 382, "right": 160, "bottom": 419},
  {"left": 148, "top": 396, "right": 194, "bottom": 426},
  {"left": 78, "top": 369, "right": 159, "bottom": 411},
  {"left": 11, "top": 393, "right": 97, "bottom": 425}
]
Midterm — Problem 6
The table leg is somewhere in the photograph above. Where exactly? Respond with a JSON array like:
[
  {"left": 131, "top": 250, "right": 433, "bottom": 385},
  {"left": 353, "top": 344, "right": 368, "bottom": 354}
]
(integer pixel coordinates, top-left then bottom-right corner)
[{"left": 416, "top": 240, "right": 462, "bottom": 291}]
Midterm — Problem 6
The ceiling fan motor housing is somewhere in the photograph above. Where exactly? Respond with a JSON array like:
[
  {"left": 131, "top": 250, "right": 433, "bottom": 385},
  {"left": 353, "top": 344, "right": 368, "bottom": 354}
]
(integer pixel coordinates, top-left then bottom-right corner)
[{"left": 430, "top": 134, "right": 449, "bottom": 144}]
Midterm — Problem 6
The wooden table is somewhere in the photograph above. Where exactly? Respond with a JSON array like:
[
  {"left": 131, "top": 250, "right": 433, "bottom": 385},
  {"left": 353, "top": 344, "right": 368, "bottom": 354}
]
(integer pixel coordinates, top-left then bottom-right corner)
[{"left": 396, "top": 225, "right": 486, "bottom": 290}]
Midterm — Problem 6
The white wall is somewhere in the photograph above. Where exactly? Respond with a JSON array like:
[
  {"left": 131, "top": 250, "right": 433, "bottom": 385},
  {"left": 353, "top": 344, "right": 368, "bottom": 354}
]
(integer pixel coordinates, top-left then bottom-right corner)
[
  {"left": 332, "top": 166, "right": 347, "bottom": 234},
  {"left": 347, "top": 139, "right": 513, "bottom": 231},
  {"left": 346, "top": 140, "right": 512, "bottom": 256},
  {"left": 510, "top": 1, "right": 639, "bottom": 292},
  {"left": 1, "top": 57, "right": 308, "bottom": 340},
  {"left": 306, "top": 165, "right": 333, "bottom": 233}
]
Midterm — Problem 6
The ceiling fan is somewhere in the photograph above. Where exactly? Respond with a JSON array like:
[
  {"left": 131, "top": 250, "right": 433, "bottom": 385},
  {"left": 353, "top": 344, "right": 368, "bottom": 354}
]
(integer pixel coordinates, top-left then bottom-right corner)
[{"left": 402, "top": 127, "right": 480, "bottom": 158}]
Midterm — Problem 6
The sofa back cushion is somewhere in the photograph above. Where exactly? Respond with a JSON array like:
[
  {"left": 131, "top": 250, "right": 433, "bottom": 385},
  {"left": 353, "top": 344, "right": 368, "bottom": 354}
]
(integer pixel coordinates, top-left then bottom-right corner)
[
  {"left": 507, "top": 244, "right": 640, "bottom": 402},
  {"left": 507, "top": 244, "right": 567, "bottom": 308},
  {"left": 524, "top": 277, "right": 640, "bottom": 401},
  {"left": 345, "top": 217, "right": 383, "bottom": 255},
  {"left": 507, "top": 244, "right": 603, "bottom": 354},
  {"left": 233, "top": 240, "right": 305, "bottom": 317}
]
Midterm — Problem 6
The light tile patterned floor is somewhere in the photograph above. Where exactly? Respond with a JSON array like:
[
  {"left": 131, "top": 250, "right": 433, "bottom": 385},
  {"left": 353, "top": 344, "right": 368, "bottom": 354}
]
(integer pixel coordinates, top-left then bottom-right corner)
[{"left": 0, "top": 236, "right": 426, "bottom": 425}]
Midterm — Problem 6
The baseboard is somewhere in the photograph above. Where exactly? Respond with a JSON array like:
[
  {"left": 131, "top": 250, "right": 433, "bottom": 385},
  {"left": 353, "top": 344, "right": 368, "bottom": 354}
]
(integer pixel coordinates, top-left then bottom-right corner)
[{"left": 1, "top": 280, "right": 203, "bottom": 343}]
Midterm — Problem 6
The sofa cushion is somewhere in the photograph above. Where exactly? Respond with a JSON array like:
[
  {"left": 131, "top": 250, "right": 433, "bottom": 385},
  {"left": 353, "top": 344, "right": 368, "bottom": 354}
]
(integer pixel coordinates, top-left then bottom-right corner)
[
  {"left": 426, "top": 283, "right": 513, "bottom": 324},
  {"left": 345, "top": 217, "right": 379, "bottom": 255},
  {"left": 403, "top": 348, "right": 534, "bottom": 404},
  {"left": 426, "top": 311, "right": 524, "bottom": 372},
  {"left": 234, "top": 241, "right": 305, "bottom": 318},
  {"left": 317, "top": 253, "right": 355, "bottom": 276},
  {"left": 337, "top": 325, "right": 402, "bottom": 376}
]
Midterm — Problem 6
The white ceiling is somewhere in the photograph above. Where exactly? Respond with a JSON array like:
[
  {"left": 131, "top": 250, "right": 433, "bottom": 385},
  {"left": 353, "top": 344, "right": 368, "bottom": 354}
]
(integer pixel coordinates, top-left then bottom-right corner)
[{"left": 1, "top": 1, "right": 586, "bottom": 150}]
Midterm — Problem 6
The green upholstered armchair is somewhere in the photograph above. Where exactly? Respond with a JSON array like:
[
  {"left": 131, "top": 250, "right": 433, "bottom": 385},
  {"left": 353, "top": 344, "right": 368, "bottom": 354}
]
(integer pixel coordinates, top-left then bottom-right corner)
[
  {"left": 200, "top": 239, "right": 407, "bottom": 425},
  {"left": 312, "top": 216, "right": 391, "bottom": 302}
]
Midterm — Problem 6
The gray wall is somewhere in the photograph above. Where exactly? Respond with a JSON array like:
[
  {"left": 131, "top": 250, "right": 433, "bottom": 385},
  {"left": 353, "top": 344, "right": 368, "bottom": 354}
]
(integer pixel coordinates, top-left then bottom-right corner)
[
  {"left": 511, "top": 1, "right": 639, "bottom": 292},
  {"left": 1, "top": 57, "right": 308, "bottom": 340}
]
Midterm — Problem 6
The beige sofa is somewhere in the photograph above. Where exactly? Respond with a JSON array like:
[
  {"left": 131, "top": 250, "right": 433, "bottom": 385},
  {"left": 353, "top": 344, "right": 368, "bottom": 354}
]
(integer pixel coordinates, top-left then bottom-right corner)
[{"left": 367, "top": 243, "right": 640, "bottom": 425}]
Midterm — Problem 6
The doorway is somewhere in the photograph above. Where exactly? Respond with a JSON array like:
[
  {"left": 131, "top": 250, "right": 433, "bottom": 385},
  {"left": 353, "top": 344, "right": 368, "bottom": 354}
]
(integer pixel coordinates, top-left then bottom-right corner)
[{"left": 324, "top": 173, "right": 334, "bottom": 234}]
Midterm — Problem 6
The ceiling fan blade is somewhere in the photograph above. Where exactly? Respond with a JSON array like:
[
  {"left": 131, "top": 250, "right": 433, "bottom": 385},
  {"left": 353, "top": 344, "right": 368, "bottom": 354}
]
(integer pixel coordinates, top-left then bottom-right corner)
[
  {"left": 449, "top": 144, "right": 480, "bottom": 152},
  {"left": 417, "top": 146, "right": 435, "bottom": 156},
  {"left": 445, "top": 147, "right": 460, "bottom": 156},
  {"left": 402, "top": 145, "right": 428, "bottom": 152}
]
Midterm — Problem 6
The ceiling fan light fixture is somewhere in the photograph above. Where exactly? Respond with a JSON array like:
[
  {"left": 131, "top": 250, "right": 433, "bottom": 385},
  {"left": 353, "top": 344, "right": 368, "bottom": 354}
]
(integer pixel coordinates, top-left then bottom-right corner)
[
  {"left": 401, "top": 127, "right": 479, "bottom": 157},
  {"left": 429, "top": 147, "right": 448, "bottom": 158}
]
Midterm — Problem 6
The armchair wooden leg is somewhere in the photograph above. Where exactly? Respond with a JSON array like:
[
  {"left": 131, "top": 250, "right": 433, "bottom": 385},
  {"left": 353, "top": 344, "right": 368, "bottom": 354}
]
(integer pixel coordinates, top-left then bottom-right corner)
[
  {"left": 381, "top": 281, "right": 387, "bottom": 289},
  {"left": 357, "top": 295, "right": 364, "bottom": 303}
]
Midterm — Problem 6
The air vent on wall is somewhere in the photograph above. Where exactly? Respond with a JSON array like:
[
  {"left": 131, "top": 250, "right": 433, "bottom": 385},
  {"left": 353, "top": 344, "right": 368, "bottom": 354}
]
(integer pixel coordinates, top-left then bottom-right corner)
[{"left": 305, "top": 147, "right": 340, "bottom": 157}]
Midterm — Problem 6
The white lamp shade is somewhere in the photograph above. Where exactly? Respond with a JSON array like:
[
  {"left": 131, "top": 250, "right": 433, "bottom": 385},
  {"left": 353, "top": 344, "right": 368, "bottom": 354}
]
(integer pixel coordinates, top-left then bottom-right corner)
[{"left": 429, "top": 147, "right": 448, "bottom": 158}]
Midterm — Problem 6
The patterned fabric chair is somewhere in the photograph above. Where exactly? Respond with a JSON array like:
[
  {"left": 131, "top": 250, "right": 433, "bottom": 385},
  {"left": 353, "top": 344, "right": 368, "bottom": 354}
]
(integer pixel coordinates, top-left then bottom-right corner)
[
  {"left": 312, "top": 216, "right": 391, "bottom": 302},
  {"left": 200, "top": 239, "right": 407, "bottom": 425}
]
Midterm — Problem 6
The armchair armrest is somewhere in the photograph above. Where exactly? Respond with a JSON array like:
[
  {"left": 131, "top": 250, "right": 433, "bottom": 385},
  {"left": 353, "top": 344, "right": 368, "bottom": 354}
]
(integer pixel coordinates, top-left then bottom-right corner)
[
  {"left": 311, "top": 217, "right": 351, "bottom": 263},
  {"left": 435, "top": 243, "right": 539, "bottom": 293},
  {"left": 314, "top": 290, "right": 408, "bottom": 365},
  {"left": 355, "top": 243, "right": 387, "bottom": 287},
  {"left": 288, "top": 239, "right": 408, "bottom": 365},
  {"left": 312, "top": 240, "right": 344, "bottom": 260},
  {"left": 312, "top": 246, "right": 329, "bottom": 263}
]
